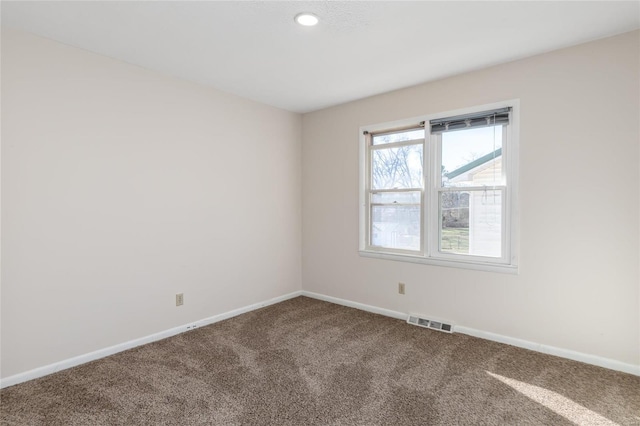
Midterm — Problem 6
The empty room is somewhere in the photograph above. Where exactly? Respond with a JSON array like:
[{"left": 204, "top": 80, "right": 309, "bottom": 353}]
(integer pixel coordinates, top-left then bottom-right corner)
[{"left": 1, "top": 1, "right": 639, "bottom": 425}]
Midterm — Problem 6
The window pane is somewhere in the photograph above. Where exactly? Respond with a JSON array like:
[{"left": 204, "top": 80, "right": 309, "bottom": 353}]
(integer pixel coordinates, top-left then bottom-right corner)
[
  {"left": 441, "top": 126, "right": 503, "bottom": 187},
  {"left": 371, "top": 191, "right": 421, "bottom": 204},
  {"left": 373, "top": 129, "right": 424, "bottom": 145},
  {"left": 371, "top": 205, "right": 420, "bottom": 251},
  {"left": 372, "top": 144, "right": 423, "bottom": 190},
  {"left": 440, "top": 190, "right": 502, "bottom": 257}
]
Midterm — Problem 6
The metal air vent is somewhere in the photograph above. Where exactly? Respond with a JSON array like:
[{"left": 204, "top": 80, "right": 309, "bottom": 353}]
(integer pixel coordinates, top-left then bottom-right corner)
[{"left": 407, "top": 314, "right": 454, "bottom": 333}]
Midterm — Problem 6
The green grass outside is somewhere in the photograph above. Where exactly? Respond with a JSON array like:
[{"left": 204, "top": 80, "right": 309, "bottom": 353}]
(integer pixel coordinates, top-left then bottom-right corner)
[{"left": 441, "top": 227, "right": 469, "bottom": 254}]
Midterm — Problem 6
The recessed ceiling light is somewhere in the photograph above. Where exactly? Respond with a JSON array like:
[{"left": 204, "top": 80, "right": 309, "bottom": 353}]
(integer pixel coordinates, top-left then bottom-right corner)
[{"left": 295, "top": 13, "right": 319, "bottom": 27}]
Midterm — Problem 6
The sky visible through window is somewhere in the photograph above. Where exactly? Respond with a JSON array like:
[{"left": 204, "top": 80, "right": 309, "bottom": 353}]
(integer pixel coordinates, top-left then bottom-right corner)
[{"left": 441, "top": 126, "right": 503, "bottom": 174}]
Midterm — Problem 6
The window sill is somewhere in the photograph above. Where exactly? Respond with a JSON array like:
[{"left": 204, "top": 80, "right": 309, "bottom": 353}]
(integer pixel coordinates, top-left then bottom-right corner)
[{"left": 358, "top": 250, "right": 519, "bottom": 274}]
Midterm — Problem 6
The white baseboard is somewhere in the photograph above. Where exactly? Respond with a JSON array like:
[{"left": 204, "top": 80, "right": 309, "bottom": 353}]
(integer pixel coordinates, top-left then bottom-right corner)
[
  {"left": 302, "top": 290, "right": 407, "bottom": 320},
  {"left": 301, "top": 291, "right": 640, "bottom": 377},
  {"left": 0, "top": 290, "right": 303, "bottom": 389},
  {"left": 454, "top": 326, "right": 640, "bottom": 376},
  {"left": 3, "top": 289, "right": 637, "bottom": 389}
]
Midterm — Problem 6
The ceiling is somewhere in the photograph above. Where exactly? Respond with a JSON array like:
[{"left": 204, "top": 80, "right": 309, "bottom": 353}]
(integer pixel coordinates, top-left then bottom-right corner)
[{"left": 3, "top": 1, "right": 639, "bottom": 113}]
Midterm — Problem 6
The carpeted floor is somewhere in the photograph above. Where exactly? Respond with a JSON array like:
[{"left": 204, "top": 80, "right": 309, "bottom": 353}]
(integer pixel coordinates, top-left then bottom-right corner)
[{"left": 1, "top": 296, "right": 639, "bottom": 425}]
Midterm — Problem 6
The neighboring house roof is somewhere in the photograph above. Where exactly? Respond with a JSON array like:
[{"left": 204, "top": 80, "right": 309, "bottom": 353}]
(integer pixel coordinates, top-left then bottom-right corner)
[{"left": 445, "top": 148, "right": 502, "bottom": 180}]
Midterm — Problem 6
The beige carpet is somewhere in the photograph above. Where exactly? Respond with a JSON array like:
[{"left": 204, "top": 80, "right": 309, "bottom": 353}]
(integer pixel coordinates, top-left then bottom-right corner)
[{"left": 1, "top": 296, "right": 639, "bottom": 425}]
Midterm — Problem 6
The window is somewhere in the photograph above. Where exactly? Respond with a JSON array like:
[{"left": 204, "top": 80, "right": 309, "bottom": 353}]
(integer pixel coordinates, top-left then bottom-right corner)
[
  {"left": 367, "top": 127, "right": 424, "bottom": 253},
  {"left": 359, "top": 101, "right": 519, "bottom": 272}
]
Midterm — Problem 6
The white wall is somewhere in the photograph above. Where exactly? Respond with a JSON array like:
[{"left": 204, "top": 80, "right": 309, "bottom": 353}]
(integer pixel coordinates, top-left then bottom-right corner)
[
  {"left": 1, "top": 29, "right": 302, "bottom": 379},
  {"left": 2, "top": 27, "right": 638, "bottom": 381},
  {"left": 302, "top": 31, "right": 640, "bottom": 367}
]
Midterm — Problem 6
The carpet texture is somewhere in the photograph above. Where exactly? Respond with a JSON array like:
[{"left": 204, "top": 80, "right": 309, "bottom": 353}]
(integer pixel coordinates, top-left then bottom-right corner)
[{"left": 1, "top": 296, "right": 639, "bottom": 425}]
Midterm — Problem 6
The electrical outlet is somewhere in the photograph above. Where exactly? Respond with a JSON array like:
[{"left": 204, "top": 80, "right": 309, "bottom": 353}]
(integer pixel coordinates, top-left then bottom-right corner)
[
  {"left": 176, "top": 293, "right": 184, "bottom": 306},
  {"left": 398, "top": 282, "right": 405, "bottom": 295}
]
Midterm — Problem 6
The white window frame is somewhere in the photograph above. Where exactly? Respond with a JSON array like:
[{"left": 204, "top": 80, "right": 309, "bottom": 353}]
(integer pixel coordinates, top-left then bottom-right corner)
[
  {"left": 359, "top": 100, "right": 519, "bottom": 274},
  {"left": 364, "top": 126, "right": 425, "bottom": 255}
]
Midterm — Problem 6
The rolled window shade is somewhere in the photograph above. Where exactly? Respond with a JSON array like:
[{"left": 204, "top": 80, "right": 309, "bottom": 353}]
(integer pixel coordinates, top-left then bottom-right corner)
[{"left": 430, "top": 107, "right": 511, "bottom": 134}]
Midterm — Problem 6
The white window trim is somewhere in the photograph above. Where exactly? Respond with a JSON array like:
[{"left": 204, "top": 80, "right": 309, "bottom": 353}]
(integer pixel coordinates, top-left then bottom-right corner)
[
  {"left": 359, "top": 100, "right": 520, "bottom": 274},
  {"left": 365, "top": 132, "right": 425, "bottom": 255}
]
